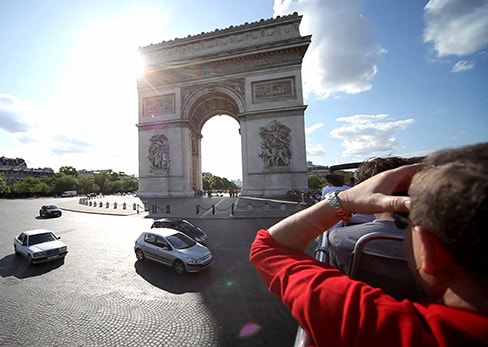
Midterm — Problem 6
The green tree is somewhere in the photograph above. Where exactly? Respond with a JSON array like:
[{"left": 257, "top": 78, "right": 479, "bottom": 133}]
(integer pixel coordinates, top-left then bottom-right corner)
[
  {"left": 12, "top": 176, "right": 47, "bottom": 196},
  {"left": 59, "top": 166, "right": 78, "bottom": 176},
  {"left": 109, "top": 171, "right": 120, "bottom": 181},
  {"left": 0, "top": 173, "right": 9, "bottom": 196},
  {"left": 94, "top": 171, "right": 111, "bottom": 194},
  {"left": 53, "top": 174, "right": 80, "bottom": 195},
  {"left": 202, "top": 175, "right": 211, "bottom": 191},
  {"left": 119, "top": 175, "right": 138, "bottom": 192},
  {"left": 40, "top": 175, "right": 56, "bottom": 193},
  {"left": 202, "top": 173, "right": 238, "bottom": 191},
  {"left": 210, "top": 176, "right": 226, "bottom": 190},
  {"left": 308, "top": 174, "right": 326, "bottom": 189},
  {"left": 108, "top": 180, "right": 123, "bottom": 194},
  {"left": 77, "top": 175, "right": 97, "bottom": 194}
]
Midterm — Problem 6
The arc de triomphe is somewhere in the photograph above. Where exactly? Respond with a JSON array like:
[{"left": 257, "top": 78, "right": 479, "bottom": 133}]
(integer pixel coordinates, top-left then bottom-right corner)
[{"left": 136, "top": 13, "right": 311, "bottom": 198}]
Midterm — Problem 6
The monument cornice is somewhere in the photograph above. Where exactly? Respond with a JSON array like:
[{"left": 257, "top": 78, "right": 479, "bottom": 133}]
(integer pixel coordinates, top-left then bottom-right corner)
[
  {"left": 137, "top": 44, "right": 309, "bottom": 88},
  {"left": 139, "top": 12, "right": 309, "bottom": 66},
  {"left": 136, "top": 119, "right": 191, "bottom": 131},
  {"left": 239, "top": 105, "right": 308, "bottom": 119}
]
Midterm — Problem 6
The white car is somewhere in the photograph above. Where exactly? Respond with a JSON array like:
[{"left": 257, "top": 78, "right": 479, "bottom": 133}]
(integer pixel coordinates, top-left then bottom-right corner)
[
  {"left": 134, "top": 228, "right": 212, "bottom": 274},
  {"left": 14, "top": 229, "right": 68, "bottom": 264}
]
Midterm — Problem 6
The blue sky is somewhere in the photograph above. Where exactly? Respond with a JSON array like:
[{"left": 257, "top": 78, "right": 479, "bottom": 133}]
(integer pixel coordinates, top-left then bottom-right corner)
[{"left": 1, "top": 0, "right": 487, "bottom": 180}]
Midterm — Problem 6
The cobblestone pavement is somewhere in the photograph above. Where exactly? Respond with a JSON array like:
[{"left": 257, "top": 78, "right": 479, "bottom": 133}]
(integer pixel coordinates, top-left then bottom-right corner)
[{"left": 0, "top": 197, "right": 300, "bottom": 346}]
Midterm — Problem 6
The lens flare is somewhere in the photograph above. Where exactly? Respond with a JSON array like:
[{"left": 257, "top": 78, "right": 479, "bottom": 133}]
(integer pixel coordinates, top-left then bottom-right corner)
[{"left": 239, "top": 323, "right": 261, "bottom": 337}]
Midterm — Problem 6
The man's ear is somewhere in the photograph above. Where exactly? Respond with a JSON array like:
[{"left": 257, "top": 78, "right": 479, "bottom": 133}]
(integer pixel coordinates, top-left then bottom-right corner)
[{"left": 417, "top": 226, "right": 454, "bottom": 275}]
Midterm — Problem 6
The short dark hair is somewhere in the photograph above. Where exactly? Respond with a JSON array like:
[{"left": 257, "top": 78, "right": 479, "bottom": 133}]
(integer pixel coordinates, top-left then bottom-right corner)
[
  {"left": 409, "top": 142, "right": 488, "bottom": 279},
  {"left": 356, "top": 157, "right": 409, "bottom": 183},
  {"left": 325, "top": 174, "right": 345, "bottom": 187}
]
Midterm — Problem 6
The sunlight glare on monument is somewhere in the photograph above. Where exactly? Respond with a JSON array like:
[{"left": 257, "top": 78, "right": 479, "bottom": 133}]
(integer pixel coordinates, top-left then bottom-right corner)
[{"left": 136, "top": 13, "right": 310, "bottom": 198}]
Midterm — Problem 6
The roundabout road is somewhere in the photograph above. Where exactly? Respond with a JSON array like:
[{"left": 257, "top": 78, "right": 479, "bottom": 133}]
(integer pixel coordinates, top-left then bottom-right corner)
[{"left": 0, "top": 197, "right": 298, "bottom": 346}]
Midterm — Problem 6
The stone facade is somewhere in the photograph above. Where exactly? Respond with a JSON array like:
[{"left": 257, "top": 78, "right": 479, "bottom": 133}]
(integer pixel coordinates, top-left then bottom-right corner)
[
  {"left": 136, "top": 13, "right": 311, "bottom": 198},
  {"left": 0, "top": 156, "right": 54, "bottom": 185}
]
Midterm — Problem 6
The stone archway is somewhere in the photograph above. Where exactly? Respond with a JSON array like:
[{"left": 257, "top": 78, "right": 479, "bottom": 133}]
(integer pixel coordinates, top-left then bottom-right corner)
[
  {"left": 184, "top": 87, "right": 242, "bottom": 193},
  {"left": 136, "top": 13, "right": 311, "bottom": 198}
]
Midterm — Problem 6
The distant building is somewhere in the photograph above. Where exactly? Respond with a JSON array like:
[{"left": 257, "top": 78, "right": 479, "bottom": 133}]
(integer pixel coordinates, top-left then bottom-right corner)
[
  {"left": 0, "top": 156, "right": 54, "bottom": 185},
  {"left": 0, "top": 157, "right": 27, "bottom": 169},
  {"left": 78, "top": 169, "right": 130, "bottom": 177},
  {"left": 232, "top": 178, "right": 243, "bottom": 188},
  {"left": 78, "top": 169, "right": 97, "bottom": 177},
  {"left": 306, "top": 161, "right": 329, "bottom": 176}
]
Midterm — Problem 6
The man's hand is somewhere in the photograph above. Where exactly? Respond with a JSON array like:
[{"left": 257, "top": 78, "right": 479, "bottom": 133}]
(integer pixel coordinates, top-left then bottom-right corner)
[{"left": 338, "top": 163, "right": 423, "bottom": 215}]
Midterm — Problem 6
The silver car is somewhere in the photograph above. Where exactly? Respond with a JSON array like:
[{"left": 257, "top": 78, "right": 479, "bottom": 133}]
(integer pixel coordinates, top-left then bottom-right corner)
[
  {"left": 134, "top": 228, "right": 213, "bottom": 274},
  {"left": 14, "top": 229, "right": 68, "bottom": 264}
]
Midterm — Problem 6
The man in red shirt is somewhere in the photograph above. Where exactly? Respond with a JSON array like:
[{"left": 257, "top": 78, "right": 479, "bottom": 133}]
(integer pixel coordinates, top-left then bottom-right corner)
[{"left": 250, "top": 142, "right": 488, "bottom": 346}]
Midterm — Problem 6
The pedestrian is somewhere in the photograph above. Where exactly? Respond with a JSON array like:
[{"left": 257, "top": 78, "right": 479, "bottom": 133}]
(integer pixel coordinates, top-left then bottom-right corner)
[{"left": 320, "top": 173, "right": 349, "bottom": 200}]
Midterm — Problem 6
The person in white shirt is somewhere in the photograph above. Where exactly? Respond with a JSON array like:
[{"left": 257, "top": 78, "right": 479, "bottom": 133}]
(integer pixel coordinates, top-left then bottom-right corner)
[{"left": 320, "top": 174, "right": 349, "bottom": 200}]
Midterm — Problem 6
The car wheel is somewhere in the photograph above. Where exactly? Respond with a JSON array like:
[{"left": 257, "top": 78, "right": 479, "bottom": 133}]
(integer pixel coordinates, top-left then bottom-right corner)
[
  {"left": 135, "top": 248, "right": 145, "bottom": 261},
  {"left": 14, "top": 246, "right": 20, "bottom": 256},
  {"left": 39, "top": 211, "right": 43, "bottom": 217},
  {"left": 27, "top": 254, "right": 33, "bottom": 265},
  {"left": 173, "top": 260, "right": 186, "bottom": 274}
]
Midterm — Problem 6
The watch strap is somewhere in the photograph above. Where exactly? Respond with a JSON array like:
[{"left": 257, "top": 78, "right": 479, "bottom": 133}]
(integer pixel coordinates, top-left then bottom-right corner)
[{"left": 325, "top": 191, "right": 350, "bottom": 222}]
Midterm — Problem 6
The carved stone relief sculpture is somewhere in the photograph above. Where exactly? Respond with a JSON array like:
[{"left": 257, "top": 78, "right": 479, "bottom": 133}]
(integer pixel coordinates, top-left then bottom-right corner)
[
  {"left": 143, "top": 95, "right": 175, "bottom": 116},
  {"left": 258, "top": 120, "right": 292, "bottom": 168},
  {"left": 148, "top": 134, "right": 171, "bottom": 174},
  {"left": 252, "top": 77, "right": 295, "bottom": 104}
]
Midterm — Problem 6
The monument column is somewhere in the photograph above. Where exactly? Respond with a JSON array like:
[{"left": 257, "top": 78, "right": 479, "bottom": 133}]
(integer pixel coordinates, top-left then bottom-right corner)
[{"left": 240, "top": 106, "right": 308, "bottom": 197}]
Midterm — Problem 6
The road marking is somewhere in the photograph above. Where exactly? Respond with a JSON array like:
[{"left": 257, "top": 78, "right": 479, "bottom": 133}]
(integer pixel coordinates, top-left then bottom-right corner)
[{"left": 200, "top": 199, "right": 227, "bottom": 217}]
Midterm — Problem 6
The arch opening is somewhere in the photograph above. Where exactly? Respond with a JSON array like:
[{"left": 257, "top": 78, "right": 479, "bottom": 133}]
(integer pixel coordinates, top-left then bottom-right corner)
[
  {"left": 201, "top": 115, "right": 242, "bottom": 182},
  {"left": 188, "top": 92, "right": 242, "bottom": 193},
  {"left": 187, "top": 92, "right": 240, "bottom": 134}
]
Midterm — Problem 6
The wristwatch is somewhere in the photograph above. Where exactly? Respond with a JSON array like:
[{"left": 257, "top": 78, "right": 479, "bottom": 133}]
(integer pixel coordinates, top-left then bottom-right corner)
[{"left": 325, "top": 191, "right": 350, "bottom": 222}]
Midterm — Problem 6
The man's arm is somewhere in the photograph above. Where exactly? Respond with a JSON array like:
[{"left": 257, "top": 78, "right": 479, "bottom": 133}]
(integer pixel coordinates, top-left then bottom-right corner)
[{"left": 269, "top": 164, "right": 421, "bottom": 251}]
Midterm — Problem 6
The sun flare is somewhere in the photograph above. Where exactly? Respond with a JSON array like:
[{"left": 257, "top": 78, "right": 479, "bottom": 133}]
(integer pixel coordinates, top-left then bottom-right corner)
[{"left": 70, "top": 20, "right": 148, "bottom": 88}]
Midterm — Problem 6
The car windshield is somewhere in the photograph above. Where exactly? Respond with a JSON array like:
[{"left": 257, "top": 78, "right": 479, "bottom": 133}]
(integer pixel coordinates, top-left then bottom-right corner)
[
  {"left": 29, "top": 232, "right": 57, "bottom": 245},
  {"left": 46, "top": 205, "right": 58, "bottom": 210},
  {"left": 167, "top": 233, "right": 196, "bottom": 249}
]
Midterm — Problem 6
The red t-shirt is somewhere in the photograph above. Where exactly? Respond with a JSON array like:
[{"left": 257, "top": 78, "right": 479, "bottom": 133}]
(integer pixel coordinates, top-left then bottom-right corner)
[{"left": 250, "top": 230, "right": 488, "bottom": 347}]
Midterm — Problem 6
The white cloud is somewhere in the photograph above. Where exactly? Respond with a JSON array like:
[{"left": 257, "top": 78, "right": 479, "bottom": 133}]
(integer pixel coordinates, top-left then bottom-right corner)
[
  {"left": 305, "top": 122, "right": 327, "bottom": 157},
  {"left": 51, "top": 135, "right": 92, "bottom": 155},
  {"left": 305, "top": 122, "right": 324, "bottom": 134},
  {"left": 0, "top": 94, "right": 39, "bottom": 133},
  {"left": 330, "top": 114, "right": 415, "bottom": 157},
  {"left": 450, "top": 60, "right": 475, "bottom": 72},
  {"left": 0, "top": 90, "right": 138, "bottom": 173},
  {"left": 306, "top": 141, "right": 327, "bottom": 157},
  {"left": 273, "top": 0, "right": 385, "bottom": 99},
  {"left": 424, "top": 0, "right": 488, "bottom": 57}
]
